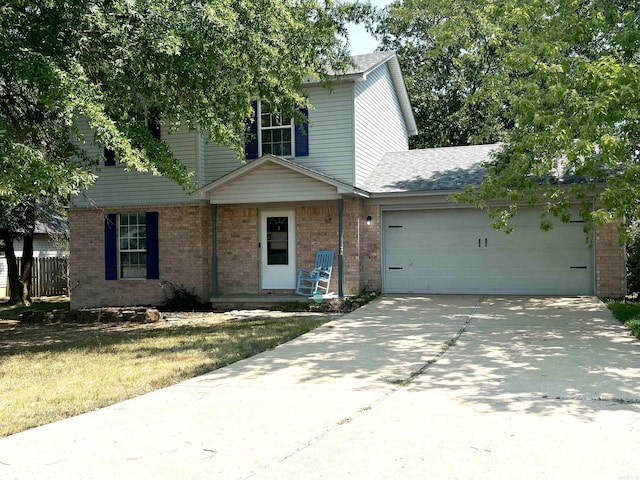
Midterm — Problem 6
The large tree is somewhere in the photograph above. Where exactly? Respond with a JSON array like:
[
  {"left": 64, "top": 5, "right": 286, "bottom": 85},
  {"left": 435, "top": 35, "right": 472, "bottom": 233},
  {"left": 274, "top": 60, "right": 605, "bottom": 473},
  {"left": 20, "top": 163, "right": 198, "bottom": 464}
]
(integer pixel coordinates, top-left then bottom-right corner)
[
  {"left": 1, "top": 0, "right": 352, "bottom": 304},
  {"left": 375, "top": 0, "right": 640, "bottom": 236},
  {"left": 375, "top": 0, "right": 512, "bottom": 149}
]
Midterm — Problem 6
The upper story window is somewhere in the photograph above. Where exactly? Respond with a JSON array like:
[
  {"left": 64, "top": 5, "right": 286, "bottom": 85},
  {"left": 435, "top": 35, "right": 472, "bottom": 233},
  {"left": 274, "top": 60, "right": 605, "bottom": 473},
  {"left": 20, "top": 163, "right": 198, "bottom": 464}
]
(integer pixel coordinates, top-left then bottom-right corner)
[
  {"left": 259, "top": 103, "right": 293, "bottom": 157},
  {"left": 246, "top": 100, "right": 308, "bottom": 160},
  {"left": 104, "top": 108, "right": 161, "bottom": 166}
]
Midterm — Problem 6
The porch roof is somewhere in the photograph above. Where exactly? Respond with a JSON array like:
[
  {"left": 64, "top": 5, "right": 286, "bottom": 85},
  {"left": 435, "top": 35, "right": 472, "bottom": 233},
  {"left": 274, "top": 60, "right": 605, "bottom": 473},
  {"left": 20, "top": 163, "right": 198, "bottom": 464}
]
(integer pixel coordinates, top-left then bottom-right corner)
[{"left": 196, "top": 154, "right": 370, "bottom": 204}]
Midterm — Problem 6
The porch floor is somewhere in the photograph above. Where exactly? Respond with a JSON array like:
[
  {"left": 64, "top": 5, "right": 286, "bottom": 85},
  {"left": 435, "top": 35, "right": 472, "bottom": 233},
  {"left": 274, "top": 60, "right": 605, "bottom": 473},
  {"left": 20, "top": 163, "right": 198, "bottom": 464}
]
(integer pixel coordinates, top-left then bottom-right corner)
[{"left": 209, "top": 293, "right": 340, "bottom": 310}]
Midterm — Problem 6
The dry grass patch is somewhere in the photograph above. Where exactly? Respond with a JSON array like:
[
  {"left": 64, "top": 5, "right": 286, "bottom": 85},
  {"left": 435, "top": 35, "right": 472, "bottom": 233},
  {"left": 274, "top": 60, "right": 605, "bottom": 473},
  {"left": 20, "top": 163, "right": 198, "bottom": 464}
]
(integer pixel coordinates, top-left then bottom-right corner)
[{"left": 0, "top": 308, "right": 335, "bottom": 437}]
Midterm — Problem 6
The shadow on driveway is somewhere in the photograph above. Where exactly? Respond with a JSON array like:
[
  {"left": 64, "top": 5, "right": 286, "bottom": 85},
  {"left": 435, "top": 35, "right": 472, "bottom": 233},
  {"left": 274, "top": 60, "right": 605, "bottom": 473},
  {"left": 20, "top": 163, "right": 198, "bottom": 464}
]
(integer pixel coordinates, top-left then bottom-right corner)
[{"left": 404, "top": 296, "right": 640, "bottom": 421}]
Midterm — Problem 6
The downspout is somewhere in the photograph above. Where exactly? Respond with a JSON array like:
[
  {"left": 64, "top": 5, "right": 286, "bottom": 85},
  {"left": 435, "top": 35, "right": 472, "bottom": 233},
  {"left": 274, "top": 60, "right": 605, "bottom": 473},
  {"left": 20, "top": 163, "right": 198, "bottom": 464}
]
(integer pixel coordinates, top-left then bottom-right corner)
[
  {"left": 211, "top": 204, "right": 219, "bottom": 298},
  {"left": 338, "top": 199, "right": 344, "bottom": 298}
]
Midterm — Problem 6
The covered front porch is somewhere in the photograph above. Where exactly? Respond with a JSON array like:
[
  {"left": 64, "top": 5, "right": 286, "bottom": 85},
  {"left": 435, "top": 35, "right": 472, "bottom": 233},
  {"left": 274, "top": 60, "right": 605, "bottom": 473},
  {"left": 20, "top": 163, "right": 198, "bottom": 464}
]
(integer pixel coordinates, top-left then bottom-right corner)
[{"left": 195, "top": 155, "right": 378, "bottom": 302}]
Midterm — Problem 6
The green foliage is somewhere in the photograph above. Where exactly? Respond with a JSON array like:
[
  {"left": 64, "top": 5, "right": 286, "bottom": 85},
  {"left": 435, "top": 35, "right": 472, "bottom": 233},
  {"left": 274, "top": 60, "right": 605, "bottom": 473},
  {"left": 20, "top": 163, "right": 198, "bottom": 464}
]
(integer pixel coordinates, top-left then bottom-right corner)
[
  {"left": 0, "top": 0, "right": 351, "bottom": 204},
  {"left": 626, "top": 221, "right": 640, "bottom": 294},
  {"left": 271, "top": 301, "right": 315, "bottom": 312},
  {"left": 271, "top": 291, "right": 379, "bottom": 313},
  {"left": 161, "top": 281, "right": 205, "bottom": 311},
  {"left": 0, "top": 299, "right": 70, "bottom": 320},
  {"left": 607, "top": 301, "right": 640, "bottom": 339},
  {"left": 1, "top": 1, "right": 352, "bottom": 304},
  {"left": 375, "top": 0, "right": 511, "bottom": 149},
  {"left": 375, "top": 0, "right": 640, "bottom": 237}
]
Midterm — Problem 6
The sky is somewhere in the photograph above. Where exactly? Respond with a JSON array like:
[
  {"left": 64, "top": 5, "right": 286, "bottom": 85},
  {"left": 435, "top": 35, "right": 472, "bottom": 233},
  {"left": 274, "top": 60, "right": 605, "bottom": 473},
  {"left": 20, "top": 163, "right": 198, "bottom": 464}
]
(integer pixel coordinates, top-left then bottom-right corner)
[{"left": 345, "top": 0, "right": 392, "bottom": 55}]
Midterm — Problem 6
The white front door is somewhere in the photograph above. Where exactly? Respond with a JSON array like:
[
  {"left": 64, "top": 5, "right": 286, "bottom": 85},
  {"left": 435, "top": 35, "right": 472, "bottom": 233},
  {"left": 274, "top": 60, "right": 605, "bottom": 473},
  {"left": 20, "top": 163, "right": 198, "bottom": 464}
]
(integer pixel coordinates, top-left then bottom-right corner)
[{"left": 260, "top": 210, "right": 296, "bottom": 289}]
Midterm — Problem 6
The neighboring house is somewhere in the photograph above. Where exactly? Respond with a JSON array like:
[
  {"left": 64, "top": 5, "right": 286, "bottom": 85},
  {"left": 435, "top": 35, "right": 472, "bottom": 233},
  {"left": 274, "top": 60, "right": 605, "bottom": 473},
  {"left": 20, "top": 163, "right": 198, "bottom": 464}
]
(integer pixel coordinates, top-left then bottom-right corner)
[
  {"left": 68, "top": 51, "right": 626, "bottom": 309},
  {"left": 0, "top": 219, "right": 68, "bottom": 297}
]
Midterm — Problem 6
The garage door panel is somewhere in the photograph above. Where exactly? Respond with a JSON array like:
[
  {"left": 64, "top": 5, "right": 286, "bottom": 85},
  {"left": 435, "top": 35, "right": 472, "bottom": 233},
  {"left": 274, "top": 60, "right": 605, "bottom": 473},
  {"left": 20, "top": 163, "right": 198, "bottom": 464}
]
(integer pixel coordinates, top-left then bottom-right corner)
[{"left": 383, "top": 208, "right": 593, "bottom": 295}]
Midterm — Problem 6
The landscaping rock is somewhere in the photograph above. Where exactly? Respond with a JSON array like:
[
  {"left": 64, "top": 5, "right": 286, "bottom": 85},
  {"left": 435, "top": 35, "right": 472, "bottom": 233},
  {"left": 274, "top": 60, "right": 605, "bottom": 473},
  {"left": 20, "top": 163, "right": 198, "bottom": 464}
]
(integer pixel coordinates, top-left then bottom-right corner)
[
  {"left": 144, "top": 308, "right": 162, "bottom": 323},
  {"left": 18, "top": 311, "right": 35, "bottom": 323},
  {"left": 17, "top": 306, "right": 171, "bottom": 325}
]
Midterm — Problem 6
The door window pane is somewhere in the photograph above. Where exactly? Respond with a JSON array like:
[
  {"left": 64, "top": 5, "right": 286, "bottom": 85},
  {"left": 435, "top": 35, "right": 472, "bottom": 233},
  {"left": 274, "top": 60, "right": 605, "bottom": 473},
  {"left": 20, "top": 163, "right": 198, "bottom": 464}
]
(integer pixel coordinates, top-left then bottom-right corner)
[{"left": 267, "top": 216, "right": 288, "bottom": 265}]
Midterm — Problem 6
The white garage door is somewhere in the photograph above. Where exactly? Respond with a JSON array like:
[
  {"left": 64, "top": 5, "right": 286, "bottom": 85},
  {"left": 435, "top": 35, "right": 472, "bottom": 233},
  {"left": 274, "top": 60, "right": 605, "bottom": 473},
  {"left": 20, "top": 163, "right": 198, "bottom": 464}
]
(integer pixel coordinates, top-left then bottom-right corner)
[{"left": 383, "top": 208, "right": 594, "bottom": 295}]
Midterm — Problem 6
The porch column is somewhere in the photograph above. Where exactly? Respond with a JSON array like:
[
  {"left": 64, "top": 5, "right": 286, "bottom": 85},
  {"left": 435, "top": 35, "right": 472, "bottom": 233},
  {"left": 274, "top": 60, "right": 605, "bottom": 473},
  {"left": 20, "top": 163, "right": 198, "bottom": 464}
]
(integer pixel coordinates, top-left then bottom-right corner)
[
  {"left": 211, "top": 204, "right": 219, "bottom": 298},
  {"left": 337, "top": 199, "right": 344, "bottom": 298}
]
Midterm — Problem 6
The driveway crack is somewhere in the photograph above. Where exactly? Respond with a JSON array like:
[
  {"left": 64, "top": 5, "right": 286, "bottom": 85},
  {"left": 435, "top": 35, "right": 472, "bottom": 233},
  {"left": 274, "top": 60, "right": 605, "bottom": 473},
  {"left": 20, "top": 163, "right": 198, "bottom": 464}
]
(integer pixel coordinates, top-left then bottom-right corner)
[{"left": 393, "top": 295, "right": 484, "bottom": 386}]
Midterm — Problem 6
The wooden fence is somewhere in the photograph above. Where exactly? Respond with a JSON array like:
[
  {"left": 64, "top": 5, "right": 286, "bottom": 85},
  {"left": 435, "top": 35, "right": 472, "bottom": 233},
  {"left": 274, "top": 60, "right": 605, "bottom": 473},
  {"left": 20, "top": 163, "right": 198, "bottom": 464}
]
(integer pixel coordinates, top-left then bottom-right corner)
[{"left": 10, "top": 257, "right": 69, "bottom": 297}]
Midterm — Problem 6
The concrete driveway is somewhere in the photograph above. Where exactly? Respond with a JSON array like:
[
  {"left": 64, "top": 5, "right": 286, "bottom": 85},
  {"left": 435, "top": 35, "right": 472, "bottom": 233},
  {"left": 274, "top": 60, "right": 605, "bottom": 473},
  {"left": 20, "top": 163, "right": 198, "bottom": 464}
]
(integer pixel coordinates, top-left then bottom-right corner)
[{"left": 1, "top": 296, "right": 639, "bottom": 479}]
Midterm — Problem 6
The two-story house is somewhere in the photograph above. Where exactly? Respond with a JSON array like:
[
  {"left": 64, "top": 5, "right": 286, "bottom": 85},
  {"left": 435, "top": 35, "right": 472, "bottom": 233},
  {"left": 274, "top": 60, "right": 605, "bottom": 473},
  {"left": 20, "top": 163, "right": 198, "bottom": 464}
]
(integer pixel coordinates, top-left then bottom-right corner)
[{"left": 69, "top": 51, "right": 626, "bottom": 309}]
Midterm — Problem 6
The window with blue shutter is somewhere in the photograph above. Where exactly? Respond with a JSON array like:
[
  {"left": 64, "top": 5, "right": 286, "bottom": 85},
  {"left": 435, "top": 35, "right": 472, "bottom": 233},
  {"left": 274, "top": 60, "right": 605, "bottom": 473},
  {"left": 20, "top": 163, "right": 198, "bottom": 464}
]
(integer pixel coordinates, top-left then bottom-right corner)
[
  {"left": 104, "top": 214, "right": 118, "bottom": 280},
  {"left": 104, "top": 211, "right": 159, "bottom": 280},
  {"left": 104, "top": 109, "right": 160, "bottom": 166},
  {"left": 244, "top": 100, "right": 309, "bottom": 159},
  {"left": 295, "top": 106, "right": 309, "bottom": 157},
  {"left": 145, "top": 212, "right": 159, "bottom": 279},
  {"left": 245, "top": 100, "right": 259, "bottom": 159},
  {"left": 147, "top": 108, "right": 161, "bottom": 140},
  {"left": 104, "top": 147, "right": 116, "bottom": 166}
]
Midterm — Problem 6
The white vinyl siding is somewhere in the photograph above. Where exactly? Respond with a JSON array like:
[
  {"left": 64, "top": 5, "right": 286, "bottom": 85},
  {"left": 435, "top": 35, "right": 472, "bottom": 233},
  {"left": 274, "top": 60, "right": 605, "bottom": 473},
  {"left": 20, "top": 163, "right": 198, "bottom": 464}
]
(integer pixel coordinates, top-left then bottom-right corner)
[
  {"left": 210, "top": 163, "right": 342, "bottom": 204},
  {"left": 298, "top": 83, "right": 355, "bottom": 185},
  {"left": 204, "top": 142, "right": 244, "bottom": 183},
  {"left": 9, "top": 238, "right": 66, "bottom": 258},
  {"left": 196, "top": 130, "right": 205, "bottom": 186},
  {"left": 203, "top": 82, "right": 356, "bottom": 187},
  {"left": 355, "top": 64, "right": 409, "bottom": 187},
  {"left": 71, "top": 122, "right": 200, "bottom": 208}
]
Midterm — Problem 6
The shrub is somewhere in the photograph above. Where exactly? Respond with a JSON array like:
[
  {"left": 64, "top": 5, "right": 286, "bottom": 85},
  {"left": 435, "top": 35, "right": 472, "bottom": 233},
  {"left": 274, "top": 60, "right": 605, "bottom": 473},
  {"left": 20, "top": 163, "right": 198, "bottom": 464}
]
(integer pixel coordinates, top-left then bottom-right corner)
[
  {"left": 160, "top": 281, "right": 205, "bottom": 311},
  {"left": 627, "top": 221, "right": 640, "bottom": 294}
]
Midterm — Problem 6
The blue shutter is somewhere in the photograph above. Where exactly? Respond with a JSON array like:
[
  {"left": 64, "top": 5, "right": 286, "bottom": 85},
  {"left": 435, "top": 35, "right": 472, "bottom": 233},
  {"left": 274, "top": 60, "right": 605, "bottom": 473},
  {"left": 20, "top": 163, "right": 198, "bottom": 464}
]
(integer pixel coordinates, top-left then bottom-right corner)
[
  {"left": 245, "top": 100, "right": 259, "bottom": 159},
  {"left": 104, "top": 147, "right": 116, "bottom": 166},
  {"left": 146, "top": 211, "right": 159, "bottom": 279},
  {"left": 295, "top": 106, "right": 309, "bottom": 157},
  {"left": 148, "top": 108, "right": 161, "bottom": 140},
  {"left": 104, "top": 214, "right": 118, "bottom": 280}
]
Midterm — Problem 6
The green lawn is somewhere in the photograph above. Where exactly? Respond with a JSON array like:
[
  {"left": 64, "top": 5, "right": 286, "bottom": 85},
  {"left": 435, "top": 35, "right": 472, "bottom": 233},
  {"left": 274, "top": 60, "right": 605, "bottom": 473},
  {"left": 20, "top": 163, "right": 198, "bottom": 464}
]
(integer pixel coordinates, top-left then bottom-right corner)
[
  {"left": 607, "top": 301, "right": 640, "bottom": 339},
  {"left": 0, "top": 297, "right": 70, "bottom": 319},
  {"left": 0, "top": 300, "right": 332, "bottom": 438}
]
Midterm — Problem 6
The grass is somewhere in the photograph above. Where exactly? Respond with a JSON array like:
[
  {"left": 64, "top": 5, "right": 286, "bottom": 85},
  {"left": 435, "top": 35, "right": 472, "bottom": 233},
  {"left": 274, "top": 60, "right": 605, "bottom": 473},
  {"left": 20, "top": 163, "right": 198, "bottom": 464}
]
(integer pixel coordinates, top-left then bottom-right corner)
[
  {"left": 0, "top": 300, "right": 332, "bottom": 438},
  {"left": 0, "top": 297, "right": 70, "bottom": 319},
  {"left": 607, "top": 301, "right": 640, "bottom": 339}
]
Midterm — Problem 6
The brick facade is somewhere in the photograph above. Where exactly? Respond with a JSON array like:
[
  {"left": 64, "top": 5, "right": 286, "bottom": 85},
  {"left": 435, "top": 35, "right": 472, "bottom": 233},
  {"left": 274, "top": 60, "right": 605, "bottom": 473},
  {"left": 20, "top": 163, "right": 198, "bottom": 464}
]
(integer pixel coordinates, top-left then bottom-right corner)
[
  {"left": 70, "top": 203, "right": 211, "bottom": 309},
  {"left": 216, "top": 206, "right": 259, "bottom": 295},
  {"left": 295, "top": 203, "right": 340, "bottom": 294},
  {"left": 71, "top": 200, "right": 627, "bottom": 308},
  {"left": 359, "top": 204, "right": 382, "bottom": 292},
  {"left": 215, "top": 200, "right": 379, "bottom": 297},
  {"left": 595, "top": 222, "right": 626, "bottom": 297}
]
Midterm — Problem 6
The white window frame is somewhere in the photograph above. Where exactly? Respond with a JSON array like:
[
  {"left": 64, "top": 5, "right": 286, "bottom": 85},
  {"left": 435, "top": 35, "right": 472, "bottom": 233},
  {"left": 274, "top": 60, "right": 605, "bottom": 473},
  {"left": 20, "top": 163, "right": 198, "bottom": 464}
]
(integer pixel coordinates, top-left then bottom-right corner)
[
  {"left": 118, "top": 213, "right": 147, "bottom": 279},
  {"left": 257, "top": 100, "right": 296, "bottom": 158}
]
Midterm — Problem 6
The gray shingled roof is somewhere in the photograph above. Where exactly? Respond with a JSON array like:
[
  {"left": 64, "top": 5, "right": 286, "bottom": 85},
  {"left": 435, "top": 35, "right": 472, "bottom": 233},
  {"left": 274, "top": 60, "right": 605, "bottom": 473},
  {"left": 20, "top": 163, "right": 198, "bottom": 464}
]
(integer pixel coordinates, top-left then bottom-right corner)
[
  {"left": 346, "top": 51, "right": 396, "bottom": 76},
  {"left": 362, "top": 144, "right": 499, "bottom": 193},
  {"left": 311, "top": 51, "right": 396, "bottom": 79}
]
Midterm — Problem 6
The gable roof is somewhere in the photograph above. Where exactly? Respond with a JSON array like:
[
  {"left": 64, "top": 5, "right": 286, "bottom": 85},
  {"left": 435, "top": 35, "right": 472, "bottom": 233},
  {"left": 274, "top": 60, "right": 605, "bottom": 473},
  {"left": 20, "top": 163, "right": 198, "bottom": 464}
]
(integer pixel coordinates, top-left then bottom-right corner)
[
  {"left": 308, "top": 51, "right": 417, "bottom": 136},
  {"left": 196, "top": 154, "right": 369, "bottom": 198},
  {"left": 362, "top": 144, "right": 499, "bottom": 194}
]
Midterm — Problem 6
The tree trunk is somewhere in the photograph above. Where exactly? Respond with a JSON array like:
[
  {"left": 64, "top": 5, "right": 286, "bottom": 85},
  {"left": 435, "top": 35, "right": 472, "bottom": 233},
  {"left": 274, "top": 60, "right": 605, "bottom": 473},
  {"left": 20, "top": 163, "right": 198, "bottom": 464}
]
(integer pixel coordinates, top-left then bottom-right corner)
[
  {"left": 20, "top": 231, "right": 34, "bottom": 305},
  {"left": 0, "top": 228, "right": 22, "bottom": 305}
]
